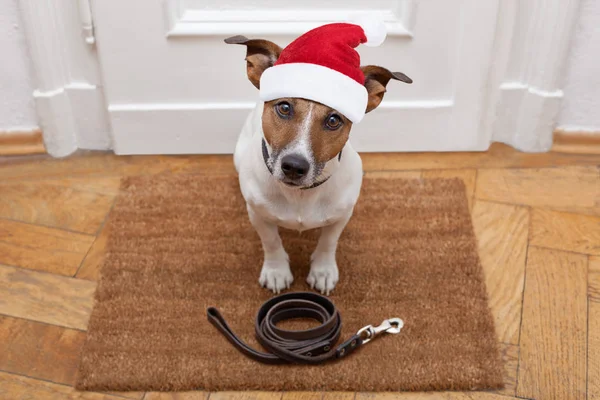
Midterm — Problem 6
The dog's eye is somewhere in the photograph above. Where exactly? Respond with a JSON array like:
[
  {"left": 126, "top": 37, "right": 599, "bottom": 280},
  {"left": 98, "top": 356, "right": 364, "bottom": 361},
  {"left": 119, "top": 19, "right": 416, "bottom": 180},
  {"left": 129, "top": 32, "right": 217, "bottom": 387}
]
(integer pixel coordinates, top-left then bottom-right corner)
[
  {"left": 275, "top": 102, "right": 292, "bottom": 118},
  {"left": 325, "top": 114, "right": 343, "bottom": 130}
]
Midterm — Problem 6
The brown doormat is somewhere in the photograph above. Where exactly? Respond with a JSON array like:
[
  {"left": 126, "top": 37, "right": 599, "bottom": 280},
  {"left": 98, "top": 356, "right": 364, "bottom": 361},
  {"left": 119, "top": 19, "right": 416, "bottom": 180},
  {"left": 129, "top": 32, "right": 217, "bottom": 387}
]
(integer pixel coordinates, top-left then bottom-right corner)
[{"left": 76, "top": 173, "right": 503, "bottom": 393}]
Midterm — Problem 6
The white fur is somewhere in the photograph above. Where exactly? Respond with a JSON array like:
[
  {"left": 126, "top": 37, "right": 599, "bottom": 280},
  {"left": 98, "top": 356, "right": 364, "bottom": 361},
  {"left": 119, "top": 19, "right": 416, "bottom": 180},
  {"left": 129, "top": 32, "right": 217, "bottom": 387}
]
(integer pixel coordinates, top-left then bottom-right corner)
[{"left": 234, "top": 101, "right": 363, "bottom": 294}]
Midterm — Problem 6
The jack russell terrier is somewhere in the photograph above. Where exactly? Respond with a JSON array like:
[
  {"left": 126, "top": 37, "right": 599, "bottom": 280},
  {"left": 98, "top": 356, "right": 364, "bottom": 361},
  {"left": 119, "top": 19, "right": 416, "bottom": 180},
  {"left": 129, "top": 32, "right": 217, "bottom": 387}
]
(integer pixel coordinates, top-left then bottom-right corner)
[{"left": 227, "top": 20, "right": 411, "bottom": 295}]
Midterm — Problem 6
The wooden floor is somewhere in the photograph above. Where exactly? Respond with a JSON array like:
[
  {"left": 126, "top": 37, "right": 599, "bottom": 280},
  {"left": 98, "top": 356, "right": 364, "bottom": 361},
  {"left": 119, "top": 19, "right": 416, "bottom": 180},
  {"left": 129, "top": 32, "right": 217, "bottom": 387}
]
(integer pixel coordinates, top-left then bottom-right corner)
[{"left": 0, "top": 143, "right": 599, "bottom": 400}]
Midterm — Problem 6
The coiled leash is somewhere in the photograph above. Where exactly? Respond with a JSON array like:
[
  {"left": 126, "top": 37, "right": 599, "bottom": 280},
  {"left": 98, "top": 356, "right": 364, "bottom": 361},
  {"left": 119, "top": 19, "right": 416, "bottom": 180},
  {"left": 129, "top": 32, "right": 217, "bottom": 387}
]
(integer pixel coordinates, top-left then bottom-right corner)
[{"left": 207, "top": 292, "right": 403, "bottom": 364}]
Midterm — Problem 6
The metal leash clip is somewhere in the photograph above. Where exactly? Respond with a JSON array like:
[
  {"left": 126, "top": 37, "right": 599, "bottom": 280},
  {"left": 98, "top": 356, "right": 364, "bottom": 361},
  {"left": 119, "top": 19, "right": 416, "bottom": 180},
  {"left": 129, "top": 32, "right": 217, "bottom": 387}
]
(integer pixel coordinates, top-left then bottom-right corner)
[{"left": 356, "top": 318, "right": 404, "bottom": 344}]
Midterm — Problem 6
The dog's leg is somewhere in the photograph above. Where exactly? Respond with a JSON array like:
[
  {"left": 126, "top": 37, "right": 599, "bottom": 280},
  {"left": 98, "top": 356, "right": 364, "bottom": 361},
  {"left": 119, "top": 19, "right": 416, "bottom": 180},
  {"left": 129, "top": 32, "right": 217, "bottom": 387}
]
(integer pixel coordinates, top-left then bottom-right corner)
[
  {"left": 308, "top": 213, "right": 351, "bottom": 295},
  {"left": 247, "top": 206, "right": 293, "bottom": 293}
]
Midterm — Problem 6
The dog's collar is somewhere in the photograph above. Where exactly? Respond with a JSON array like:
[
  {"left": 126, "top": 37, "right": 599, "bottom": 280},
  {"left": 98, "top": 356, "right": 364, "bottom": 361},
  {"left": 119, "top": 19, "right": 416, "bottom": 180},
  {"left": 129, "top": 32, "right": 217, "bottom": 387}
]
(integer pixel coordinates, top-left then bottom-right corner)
[
  {"left": 261, "top": 138, "right": 274, "bottom": 175},
  {"left": 261, "top": 138, "right": 338, "bottom": 190}
]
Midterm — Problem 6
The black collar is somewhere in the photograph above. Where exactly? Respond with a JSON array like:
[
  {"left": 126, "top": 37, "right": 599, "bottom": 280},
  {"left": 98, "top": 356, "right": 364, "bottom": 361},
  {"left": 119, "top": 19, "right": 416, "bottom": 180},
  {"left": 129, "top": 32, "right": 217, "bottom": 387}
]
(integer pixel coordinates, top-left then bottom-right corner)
[{"left": 262, "top": 138, "right": 338, "bottom": 190}]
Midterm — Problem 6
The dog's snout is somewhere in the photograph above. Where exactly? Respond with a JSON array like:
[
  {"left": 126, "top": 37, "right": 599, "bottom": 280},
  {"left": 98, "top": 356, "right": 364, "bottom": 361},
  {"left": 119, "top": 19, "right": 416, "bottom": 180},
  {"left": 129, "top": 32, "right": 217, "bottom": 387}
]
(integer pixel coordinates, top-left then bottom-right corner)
[{"left": 281, "top": 154, "right": 309, "bottom": 180}]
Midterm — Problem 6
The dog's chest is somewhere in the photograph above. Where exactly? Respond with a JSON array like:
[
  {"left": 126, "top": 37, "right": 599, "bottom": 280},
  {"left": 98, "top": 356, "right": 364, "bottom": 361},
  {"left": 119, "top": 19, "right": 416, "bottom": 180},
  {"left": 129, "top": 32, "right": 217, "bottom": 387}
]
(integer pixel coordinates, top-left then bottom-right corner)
[{"left": 248, "top": 190, "right": 348, "bottom": 231}]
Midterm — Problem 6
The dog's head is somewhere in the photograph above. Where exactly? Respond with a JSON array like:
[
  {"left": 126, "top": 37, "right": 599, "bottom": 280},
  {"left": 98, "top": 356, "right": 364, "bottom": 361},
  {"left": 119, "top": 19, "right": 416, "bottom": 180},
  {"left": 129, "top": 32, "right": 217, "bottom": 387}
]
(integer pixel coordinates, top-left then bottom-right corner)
[{"left": 226, "top": 35, "right": 411, "bottom": 188}]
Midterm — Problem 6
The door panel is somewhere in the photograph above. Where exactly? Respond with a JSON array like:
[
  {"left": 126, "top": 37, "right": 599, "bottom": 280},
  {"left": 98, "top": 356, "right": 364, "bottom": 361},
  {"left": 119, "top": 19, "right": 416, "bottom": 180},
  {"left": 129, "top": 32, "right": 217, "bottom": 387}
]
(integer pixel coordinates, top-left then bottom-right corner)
[{"left": 91, "top": 0, "right": 500, "bottom": 154}]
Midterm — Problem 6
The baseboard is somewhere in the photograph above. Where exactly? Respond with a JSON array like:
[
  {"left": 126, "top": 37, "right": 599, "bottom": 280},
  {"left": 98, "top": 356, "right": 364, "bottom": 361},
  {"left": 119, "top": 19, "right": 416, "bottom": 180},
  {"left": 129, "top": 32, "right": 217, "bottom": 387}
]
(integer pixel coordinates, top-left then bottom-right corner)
[
  {"left": 0, "top": 129, "right": 46, "bottom": 156},
  {"left": 34, "top": 84, "right": 112, "bottom": 157},
  {"left": 552, "top": 129, "right": 600, "bottom": 155},
  {"left": 492, "top": 83, "right": 563, "bottom": 152}
]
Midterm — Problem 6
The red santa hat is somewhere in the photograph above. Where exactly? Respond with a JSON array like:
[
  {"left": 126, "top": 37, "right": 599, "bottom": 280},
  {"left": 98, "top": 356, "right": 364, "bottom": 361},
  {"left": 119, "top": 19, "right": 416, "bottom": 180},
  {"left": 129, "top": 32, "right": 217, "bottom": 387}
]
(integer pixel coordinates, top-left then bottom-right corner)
[{"left": 259, "top": 17, "right": 387, "bottom": 124}]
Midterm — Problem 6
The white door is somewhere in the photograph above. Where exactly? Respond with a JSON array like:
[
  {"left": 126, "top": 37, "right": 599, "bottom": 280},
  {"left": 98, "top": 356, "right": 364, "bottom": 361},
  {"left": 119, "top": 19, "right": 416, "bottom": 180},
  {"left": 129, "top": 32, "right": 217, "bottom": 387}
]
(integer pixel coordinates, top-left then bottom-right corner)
[{"left": 90, "top": 0, "right": 501, "bottom": 154}]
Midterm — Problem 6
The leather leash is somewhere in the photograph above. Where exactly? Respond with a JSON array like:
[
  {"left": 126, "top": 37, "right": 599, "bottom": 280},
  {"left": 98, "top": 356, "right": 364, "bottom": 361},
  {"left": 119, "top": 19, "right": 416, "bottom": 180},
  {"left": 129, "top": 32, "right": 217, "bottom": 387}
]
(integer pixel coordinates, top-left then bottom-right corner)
[{"left": 207, "top": 292, "right": 403, "bottom": 365}]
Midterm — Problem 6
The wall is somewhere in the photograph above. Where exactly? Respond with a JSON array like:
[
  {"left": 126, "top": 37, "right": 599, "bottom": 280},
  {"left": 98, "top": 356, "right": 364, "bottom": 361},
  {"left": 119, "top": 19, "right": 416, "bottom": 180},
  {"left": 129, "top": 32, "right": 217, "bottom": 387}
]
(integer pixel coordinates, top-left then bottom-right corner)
[
  {"left": 558, "top": 0, "right": 600, "bottom": 133},
  {"left": 1, "top": 1, "right": 597, "bottom": 141},
  {"left": 0, "top": 0, "right": 37, "bottom": 132}
]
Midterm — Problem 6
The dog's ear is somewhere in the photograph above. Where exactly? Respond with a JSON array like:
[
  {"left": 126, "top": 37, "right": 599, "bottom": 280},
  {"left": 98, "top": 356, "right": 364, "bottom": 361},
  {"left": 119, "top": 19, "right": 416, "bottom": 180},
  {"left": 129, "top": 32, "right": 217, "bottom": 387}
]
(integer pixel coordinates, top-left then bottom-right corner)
[
  {"left": 361, "top": 66, "right": 412, "bottom": 113},
  {"left": 225, "top": 35, "right": 283, "bottom": 89}
]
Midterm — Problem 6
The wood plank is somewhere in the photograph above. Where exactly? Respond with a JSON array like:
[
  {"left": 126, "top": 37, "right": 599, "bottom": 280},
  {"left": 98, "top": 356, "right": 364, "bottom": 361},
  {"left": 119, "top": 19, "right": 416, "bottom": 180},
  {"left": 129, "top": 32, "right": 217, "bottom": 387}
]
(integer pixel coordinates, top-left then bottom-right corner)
[
  {"left": 360, "top": 143, "right": 600, "bottom": 172},
  {"left": 0, "top": 264, "right": 96, "bottom": 330},
  {"left": 210, "top": 393, "right": 282, "bottom": 400},
  {"left": 355, "top": 392, "right": 510, "bottom": 399},
  {"left": 553, "top": 129, "right": 600, "bottom": 155},
  {"left": 364, "top": 170, "right": 421, "bottom": 179},
  {"left": 590, "top": 257, "right": 600, "bottom": 300},
  {"left": 0, "top": 129, "right": 45, "bottom": 156},
  {"left": 496, "top": 343, "right": 518, "bottom": 397},
  {"left": 422, "top": 169, "right": 476, "bottom": 210},
  {"left": 322, "top": 393, "right": 355, "bottom": 400},
  {"left": 517, "top": 247, "right": 587, "bottom": 400},
  {"left": 0, "top": 180, "right": 115, "bottom": 234},
  {"left": 590, "top": 300, "right": 600, "bottom": 400},
  {"left": 3, "top": 143, "right": 600, "bottom": 183},
  {"left": 0, "top": 219, "right": 94, "bottom": 275},
  {"left": 77, "top": 224, "right": 110, "bottom": 281},
  {"left": 144, "top": 392, "right": 209, "bottom": 400},
  {"left": 0, "top": 315, "right": 141, "bottom": 400},
  {"left": 0, "top": 371, "right": 125, "bottom": 400},
  {"left": 0, "top": 152, "right": 235, "bottom": 182},
  {"left": 282, "top": 393, "right": 322, "bottom": 400},
  {"left": 0, "top": 316, "right": 86, "bottom": 385},
  {"left": 530, "top": 209, "right": 600, "bottom": 255},
  {"left": 476, "top": 166, "right": 600, "bottom": 216},
  {"left": 471, "top": 201, "right": 528, "bottom": 344},
  {"left": 34, "top": 176, "right": 123, "bottom": 195},
  {"left": 112, "top": 392, "right": 145, "bottom": 400}
]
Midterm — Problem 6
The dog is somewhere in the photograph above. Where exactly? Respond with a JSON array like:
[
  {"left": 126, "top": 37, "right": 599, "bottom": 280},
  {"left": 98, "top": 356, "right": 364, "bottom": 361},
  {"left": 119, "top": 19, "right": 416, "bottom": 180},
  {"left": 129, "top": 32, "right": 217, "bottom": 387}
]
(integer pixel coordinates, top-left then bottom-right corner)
[{"left": 227, "top": 26, "right": 411, "bottom": 295}]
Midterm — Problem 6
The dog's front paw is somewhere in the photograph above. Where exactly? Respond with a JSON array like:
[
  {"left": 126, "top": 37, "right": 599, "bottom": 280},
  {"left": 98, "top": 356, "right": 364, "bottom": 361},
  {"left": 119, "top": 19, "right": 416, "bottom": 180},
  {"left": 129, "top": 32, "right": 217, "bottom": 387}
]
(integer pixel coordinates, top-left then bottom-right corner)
[
  {"left": 307, "top": 256, "right": 339, "bottom": 295},
  {"left": 259, "top": 263, "right": 294, "bottom": 294}
]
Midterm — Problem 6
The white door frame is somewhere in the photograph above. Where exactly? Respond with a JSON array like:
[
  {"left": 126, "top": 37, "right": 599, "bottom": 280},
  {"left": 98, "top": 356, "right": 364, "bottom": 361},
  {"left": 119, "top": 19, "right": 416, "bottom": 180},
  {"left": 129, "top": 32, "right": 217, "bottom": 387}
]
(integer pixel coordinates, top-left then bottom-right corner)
[
  {"left": 485, "top": 0, "right": 583, "bottom": 152},
  {"left": 18, "top": 0, "right": 112, "bottom": 157},
  {"left": 19, "top": 0, "right": 581, "bottom": 157}
]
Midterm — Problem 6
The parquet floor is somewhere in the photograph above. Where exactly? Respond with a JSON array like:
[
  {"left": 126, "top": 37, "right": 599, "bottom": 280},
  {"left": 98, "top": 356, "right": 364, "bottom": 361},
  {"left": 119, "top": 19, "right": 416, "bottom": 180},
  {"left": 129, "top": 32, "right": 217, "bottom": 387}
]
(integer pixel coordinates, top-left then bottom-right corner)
[{"left": 0, "top": 143, "right": 599, "bottom": 400}]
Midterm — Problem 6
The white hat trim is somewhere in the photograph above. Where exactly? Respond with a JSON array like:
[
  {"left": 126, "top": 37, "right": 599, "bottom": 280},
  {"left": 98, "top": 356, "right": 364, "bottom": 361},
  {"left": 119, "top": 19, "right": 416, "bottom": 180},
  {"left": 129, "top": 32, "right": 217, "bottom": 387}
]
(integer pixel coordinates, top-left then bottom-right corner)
[{"left": 259, "top": 63, "right": 368, "bottom": 123}]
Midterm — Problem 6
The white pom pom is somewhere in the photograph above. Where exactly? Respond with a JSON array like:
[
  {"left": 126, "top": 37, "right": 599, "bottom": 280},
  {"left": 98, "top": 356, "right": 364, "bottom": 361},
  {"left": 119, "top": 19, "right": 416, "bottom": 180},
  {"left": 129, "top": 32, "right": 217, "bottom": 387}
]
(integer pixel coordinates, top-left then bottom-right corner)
[{"left": 353, "top": 15, "right": 387, "bottom": 47}]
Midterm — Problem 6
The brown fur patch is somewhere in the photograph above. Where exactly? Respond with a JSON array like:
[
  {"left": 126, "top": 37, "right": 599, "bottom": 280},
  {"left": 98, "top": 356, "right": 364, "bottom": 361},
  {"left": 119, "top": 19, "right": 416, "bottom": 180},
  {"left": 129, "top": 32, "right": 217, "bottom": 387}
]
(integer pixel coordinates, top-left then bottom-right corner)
[
  {"left": 308, "top": 105, "right": 352, "bottom": 163},
  {"left": 262, "top": 99, "right": 351, "bottom": 163},
  {"left": 225, "top": 36, "right": 282, "bottom": 89},
  {"left": 361, "top": 65, "right": 412, "bottom": 113},
  {"left": 262, "top": 99, "right": 300, "bottom": 152}
]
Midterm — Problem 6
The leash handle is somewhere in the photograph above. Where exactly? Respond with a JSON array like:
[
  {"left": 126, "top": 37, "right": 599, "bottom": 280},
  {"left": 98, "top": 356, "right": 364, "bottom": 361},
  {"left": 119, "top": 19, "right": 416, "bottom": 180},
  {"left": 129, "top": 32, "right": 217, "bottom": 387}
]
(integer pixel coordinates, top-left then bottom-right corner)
[
  {"left": 207, "top": 292, "right": 403, "bottom": 365},
  {"left": 207, "top": 307, "right": 282, "bottom": 364}
]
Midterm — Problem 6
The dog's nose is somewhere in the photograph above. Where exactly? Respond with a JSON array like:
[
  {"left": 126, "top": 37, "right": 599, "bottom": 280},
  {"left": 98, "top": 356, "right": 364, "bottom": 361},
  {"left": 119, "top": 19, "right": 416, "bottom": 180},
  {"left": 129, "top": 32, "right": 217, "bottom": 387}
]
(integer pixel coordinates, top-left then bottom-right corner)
[{"left": 281, "top": 154, "right": 309, "bottom": 180}]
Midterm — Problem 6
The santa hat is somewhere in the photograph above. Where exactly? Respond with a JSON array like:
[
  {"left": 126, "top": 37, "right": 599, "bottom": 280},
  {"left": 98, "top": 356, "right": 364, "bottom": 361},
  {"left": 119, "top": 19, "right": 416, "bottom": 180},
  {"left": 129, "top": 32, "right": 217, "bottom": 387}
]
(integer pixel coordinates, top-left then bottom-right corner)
[{"left": 259, "top": 17, "right": 387, "bottom": 124}]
